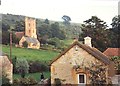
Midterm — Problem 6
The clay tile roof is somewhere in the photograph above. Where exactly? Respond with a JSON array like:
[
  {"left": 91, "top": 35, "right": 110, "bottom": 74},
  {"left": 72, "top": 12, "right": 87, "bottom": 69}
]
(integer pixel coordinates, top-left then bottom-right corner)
[
  {"left": 15, "top": 32, "right": 24, "bottom": 39},
  {"left": 103, "top": 48, "right": 120, "bottom": 57},
  {"left": 50, "top": 41, "right": 111, "bottom": 65}
]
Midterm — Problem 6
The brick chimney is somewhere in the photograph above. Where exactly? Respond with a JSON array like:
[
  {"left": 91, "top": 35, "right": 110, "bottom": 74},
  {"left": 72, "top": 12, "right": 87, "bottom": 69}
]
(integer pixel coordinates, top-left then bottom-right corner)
[{"left": 84, "top": 36, "right": 92, "bottom": 47}]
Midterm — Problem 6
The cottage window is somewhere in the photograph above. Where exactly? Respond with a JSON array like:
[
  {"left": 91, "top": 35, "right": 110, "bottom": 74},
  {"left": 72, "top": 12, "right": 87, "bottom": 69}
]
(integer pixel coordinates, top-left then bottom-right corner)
[{"left": 78, "top": 73, "right": 86, "bottom": 84}]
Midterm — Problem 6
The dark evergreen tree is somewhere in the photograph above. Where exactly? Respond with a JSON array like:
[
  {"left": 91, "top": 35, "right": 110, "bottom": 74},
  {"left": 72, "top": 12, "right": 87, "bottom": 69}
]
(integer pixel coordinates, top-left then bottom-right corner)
[{"left": 81, "top": 16, "right": 110, "bottom": 51}]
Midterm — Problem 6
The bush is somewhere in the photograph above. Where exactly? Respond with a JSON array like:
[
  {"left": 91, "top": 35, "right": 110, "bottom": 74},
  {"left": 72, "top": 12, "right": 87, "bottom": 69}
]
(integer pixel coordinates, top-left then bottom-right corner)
[
  {"left": 23, "top": 41, "right": 28, "bottom": 48},
  {"left": 2, "top": 75, "right": 10, "bottom": 85},
  {"left": 16, "top": 58, "right": 29, "bottom": 78},
  {"left": 54, "top": 78, "right": 61, "bottom": 86},
  {"left": 29, "top": 61, "right": 49, "bottom": 73},
  {"left": 13, "top": 77, "right": 37, "bottom": 85}
]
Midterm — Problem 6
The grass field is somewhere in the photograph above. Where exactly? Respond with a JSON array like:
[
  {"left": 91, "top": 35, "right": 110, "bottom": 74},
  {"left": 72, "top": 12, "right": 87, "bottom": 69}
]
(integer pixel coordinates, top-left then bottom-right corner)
[
  {"left": 2, "top": 45, "right": 59, "bottom": 62},
  {"left": 14, "top": 72, "right": 50, "bottom": 81},
  {"left": 2, "top": 39, "right": 73, "bottom": 81}
]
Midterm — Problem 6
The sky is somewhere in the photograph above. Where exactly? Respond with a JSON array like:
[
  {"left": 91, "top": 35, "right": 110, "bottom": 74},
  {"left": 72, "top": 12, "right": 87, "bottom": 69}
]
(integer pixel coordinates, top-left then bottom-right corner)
[{"left": 0, "top": 0, "right": 119, "bottom": 26}]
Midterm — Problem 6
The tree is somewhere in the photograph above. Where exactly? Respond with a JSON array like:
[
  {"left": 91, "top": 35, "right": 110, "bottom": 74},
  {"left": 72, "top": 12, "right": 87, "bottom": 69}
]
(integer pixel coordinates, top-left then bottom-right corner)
[
  {"left": 16, "top": 58, "right": 29, "bottom": 78},
  {"left": 2, "top": 31, "right": 10, "bottom": 45},
  {"left": 44, "top": 18, "right": 50, "bottom": 24},
  {"left": 37, "top": 23, "right": 51, "bottom": 38},
  {"left": 110, "top": 15, "right": 120, "bottom": 48},
  {"left": 80, "top": 16, "right": 110, "bottom": 51},
  {"left": 62, "top": 15, "right": 71, "bottom": 25},
  {"left": 13, "top": 21, "right": 25, "bottom": 32},
  {"left": 111, "top": 15, "right": 120, "bottom": 34},
  {"left": 12, "top": 56, "right": 17, "bottom": 73},
  {"left": 2, "top": 23, "right": 10, "bottom": 31},
  {"left": 51, "top": 22, "right": 65, "bottom": 40}
]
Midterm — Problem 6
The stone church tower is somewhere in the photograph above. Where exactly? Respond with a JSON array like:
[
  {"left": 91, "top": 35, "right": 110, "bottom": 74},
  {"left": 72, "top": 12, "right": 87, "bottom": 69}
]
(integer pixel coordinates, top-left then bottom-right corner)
[
  {"left": 25, "top": 17, "right": 37, "bottom": 38},
  {"left": 19, "top": 17, "right": 40, "bottom": 49}
]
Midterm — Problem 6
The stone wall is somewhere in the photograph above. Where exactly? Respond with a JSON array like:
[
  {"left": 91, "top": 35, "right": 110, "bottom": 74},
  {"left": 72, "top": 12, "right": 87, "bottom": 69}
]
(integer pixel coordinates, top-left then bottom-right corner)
[
  {"left": 111, "top": 75, "right": 120, "bottom": 86},
  {"left": 1, "top": 55, "right": 13, "bottom": 83},
  {"left": 51, "top": 45, "right": 106, "bottom": 84}
]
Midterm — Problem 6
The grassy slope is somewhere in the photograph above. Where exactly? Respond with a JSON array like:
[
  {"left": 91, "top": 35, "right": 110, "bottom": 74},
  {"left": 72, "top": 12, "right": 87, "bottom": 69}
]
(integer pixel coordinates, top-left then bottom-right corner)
[
  {"left": 2, "top": 45, "right": 59, "bottom": 62},
  {"left": 2, "top": 39, "right": 73, "bottom": 80}
]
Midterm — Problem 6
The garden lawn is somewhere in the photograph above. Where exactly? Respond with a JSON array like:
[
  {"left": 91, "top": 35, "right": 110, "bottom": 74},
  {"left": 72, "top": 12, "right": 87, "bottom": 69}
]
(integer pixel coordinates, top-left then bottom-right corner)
[
  {"left": 13, "top": 72, "right": 50, "bottom": 81},
  {"left": 2, "top": 45, "right": 59, "bottom": 62}
]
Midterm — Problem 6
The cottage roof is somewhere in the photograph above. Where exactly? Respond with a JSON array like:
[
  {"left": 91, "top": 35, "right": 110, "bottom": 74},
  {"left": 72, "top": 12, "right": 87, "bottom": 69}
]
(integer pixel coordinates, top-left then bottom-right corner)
[
  {"left": 24, "top": 36, "right": 39, "bottom": 44},
  {"left": 103, "top": 48, "right": 120, "bottom": 57},
  {"left": 50, "top": 41, "right": 111, "bottom": 65}
]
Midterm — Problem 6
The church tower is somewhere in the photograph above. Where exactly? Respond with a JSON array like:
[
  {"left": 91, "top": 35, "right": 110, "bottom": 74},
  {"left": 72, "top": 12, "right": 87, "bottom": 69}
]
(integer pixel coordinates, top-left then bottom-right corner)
[{"left": 25, "top": 17, "right": 37, "bottom": 38}]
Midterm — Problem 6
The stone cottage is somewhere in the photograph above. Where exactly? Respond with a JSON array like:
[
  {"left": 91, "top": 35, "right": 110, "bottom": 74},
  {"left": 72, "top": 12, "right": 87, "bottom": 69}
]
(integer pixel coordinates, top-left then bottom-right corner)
[
  {"left": 0, "top": 52, "right": 13, "bottom": 84},
  {"left": 50, "top": 37, "right": 115, "bottom": 85},
  {"left": 19, "top": 17, "right": 40, "bottom": 49}
]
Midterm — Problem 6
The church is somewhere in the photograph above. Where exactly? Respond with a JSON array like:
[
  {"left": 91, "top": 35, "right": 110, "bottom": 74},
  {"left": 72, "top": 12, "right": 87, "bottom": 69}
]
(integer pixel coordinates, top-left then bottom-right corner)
[{"left": 19, "top": 17, "right": 40, "bottom": 49}]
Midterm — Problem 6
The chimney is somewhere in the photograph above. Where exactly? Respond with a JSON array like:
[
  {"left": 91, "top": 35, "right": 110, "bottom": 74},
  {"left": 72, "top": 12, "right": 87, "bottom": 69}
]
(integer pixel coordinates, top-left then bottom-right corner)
[{"left": 84, "top": 36, "right": 92, "bottom": 47}]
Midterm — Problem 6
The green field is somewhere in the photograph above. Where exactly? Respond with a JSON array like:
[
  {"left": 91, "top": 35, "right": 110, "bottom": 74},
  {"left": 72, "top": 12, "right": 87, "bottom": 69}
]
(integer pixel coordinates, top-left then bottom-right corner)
[
  {"left": 2, "top": 45, "right": 59, "bottom": 62},
  {"left": 14, "top": 72, "right": 50, "bottom": 81},
  {"left": 2, "top": 40, "right": 73, "bottom": 81}
]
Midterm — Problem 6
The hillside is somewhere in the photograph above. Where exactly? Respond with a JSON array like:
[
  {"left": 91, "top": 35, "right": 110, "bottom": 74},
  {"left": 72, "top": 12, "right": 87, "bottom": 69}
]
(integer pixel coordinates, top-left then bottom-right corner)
[
  {"left": 2, "top": 13, "right": 82, "bottom": 38},
  {"left": 2, "top": 45, "right": 59, "bottom": 63}
]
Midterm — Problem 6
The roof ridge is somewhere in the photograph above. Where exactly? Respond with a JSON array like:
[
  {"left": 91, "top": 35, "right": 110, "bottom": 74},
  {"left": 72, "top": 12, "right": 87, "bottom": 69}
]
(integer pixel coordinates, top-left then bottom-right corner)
[{"left": 49, "top": 41, "right": 111, "bottom": 65}]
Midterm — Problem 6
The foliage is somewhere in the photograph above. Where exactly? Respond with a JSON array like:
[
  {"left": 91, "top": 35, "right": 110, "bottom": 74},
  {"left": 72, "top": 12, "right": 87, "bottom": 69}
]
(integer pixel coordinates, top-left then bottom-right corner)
[
  {"left": 111, "top": 15, "right": 120, "bottom": 34},
  {"left": 12, "top": 56, "right": 17, "bottom": 73},
  {"left": 111, "top": 56, "right": 120, "bottom": 70},
  {"left": 13, "top": 77, "right": 37, "bottom": 85},
  {"left": 37, "top": 23, "right": 51, "bottom": 38},
  {"left": 16, "top": 58, "right": 29, "bottom": 78},
  {"left": 13, "top": 21, "right": 25, "bottom": 32},
  {"left": 23, "top": 41, "right": 28, "bottom": 48},
  {"left": 47, "top": 37, "right": 66, "bottom": 51},
  {"left": 2, "top": 31, "right": 10, "bottom": 45},
  {"left": 110, "top": 15, "right": 120, "bottom": 48},
  {"left": 14, "top": 72, "right": 50, "bottom": 81},
  {"left": 29, "top": 61, "right": 49, "bottom": 73},
  {"left": 2, "top": 74, "right": 10, "bottom": 85},
  {"left": 2, "top": 22, "right": 10, "bottom": 31},
  {"left": 51, "top": 22, "right": 65, "bottom": 40},
  {"left": 62, "top": 15, "right": 71, "bottom": 25},
  {"left": 54, "top": 78, "right": 61, "bottom": 86},
  {"left": 2, "top": 31, "right": 19, "bottom": 45},
  {"left": 85, "top": 62, "right": 108, "bottom": 85},
  {"left": 44, "top": 18, "right": 50, "bottom": 24},
  {"left": 80, "top": 16, "right": 110, "bottom": 51}
]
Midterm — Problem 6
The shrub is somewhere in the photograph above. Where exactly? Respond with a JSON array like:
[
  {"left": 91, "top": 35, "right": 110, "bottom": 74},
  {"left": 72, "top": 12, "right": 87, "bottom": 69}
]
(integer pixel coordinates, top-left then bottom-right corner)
[
  {"left": 13, "top": 77, "right": 37, "bottom": 85},
  {"left": 23, "top": 41, "right": 28, "bottom": 48},
  {"left": 54, "top": 78, "right": 61, "bottom": 86},
  {"left": 2, "top": 75, "right": 10, "bottom": 86},
  {"left": 16, "top": 58, "right": 29, "bottom": 78},
  {"left": 29, "top": 61, "right": 49, "bottom": 73},
  {"left": 111, "top": 56, "right": 120, "bottom": 74}
]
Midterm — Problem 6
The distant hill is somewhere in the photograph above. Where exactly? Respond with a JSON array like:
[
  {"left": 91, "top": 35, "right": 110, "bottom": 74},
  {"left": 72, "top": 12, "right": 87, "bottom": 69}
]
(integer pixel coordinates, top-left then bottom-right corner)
[{"left": 2, "top": 13, "right": 82, "bottom": 38}]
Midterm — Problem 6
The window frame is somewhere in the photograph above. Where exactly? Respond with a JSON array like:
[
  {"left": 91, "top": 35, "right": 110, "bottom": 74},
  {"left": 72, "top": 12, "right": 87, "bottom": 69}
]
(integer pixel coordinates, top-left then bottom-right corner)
[{"left": 77, "top": 73, "right": 86, "bottom": 84}]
